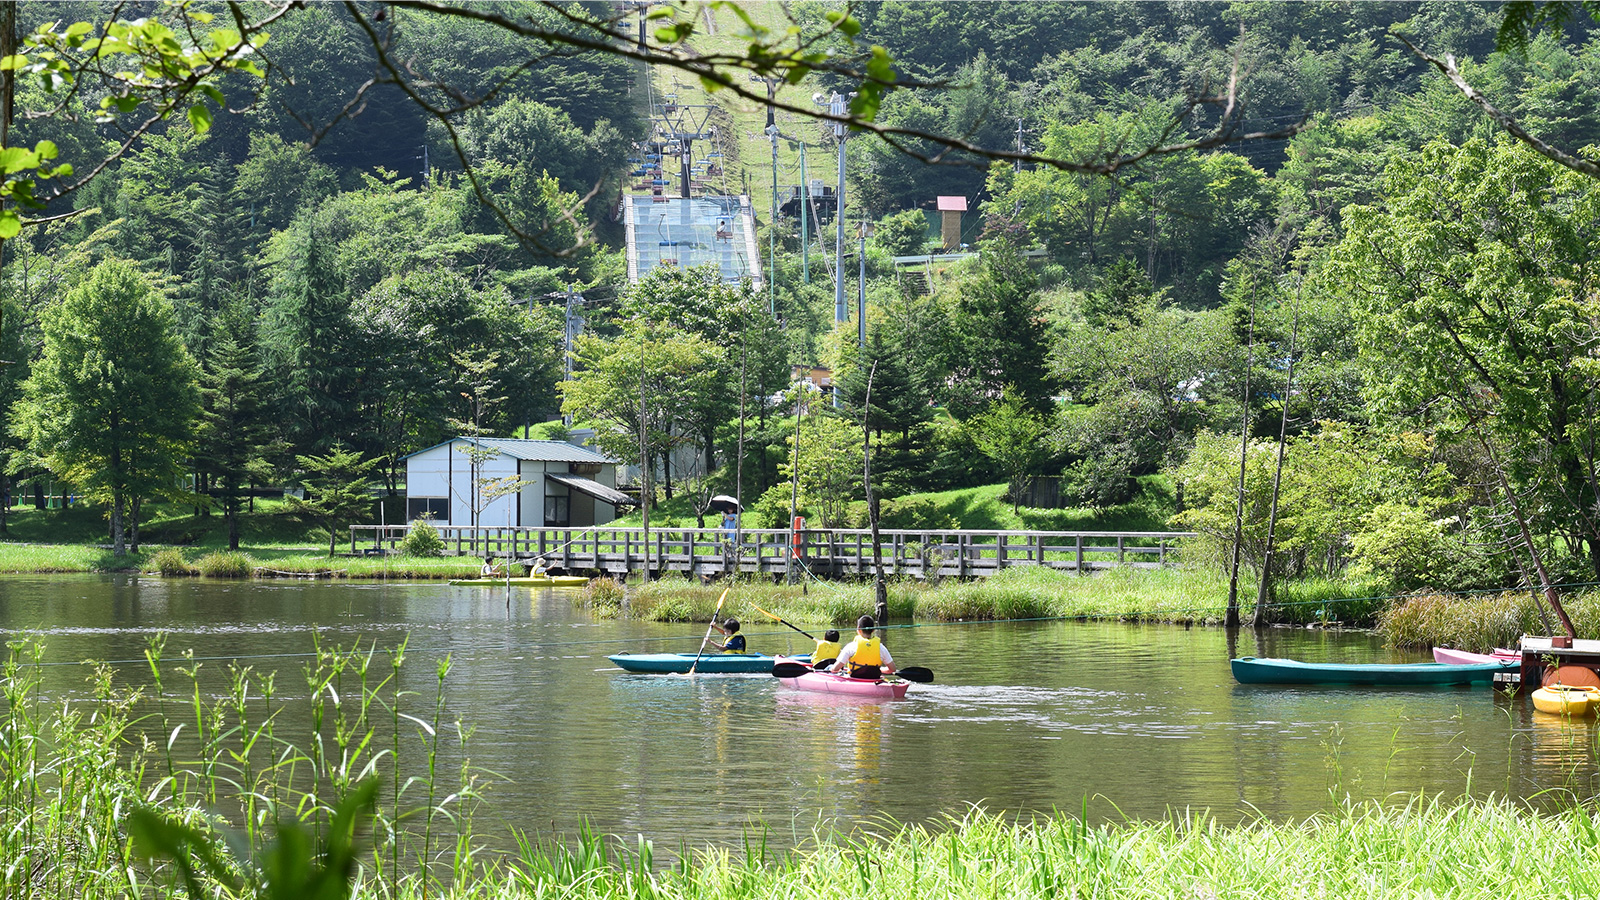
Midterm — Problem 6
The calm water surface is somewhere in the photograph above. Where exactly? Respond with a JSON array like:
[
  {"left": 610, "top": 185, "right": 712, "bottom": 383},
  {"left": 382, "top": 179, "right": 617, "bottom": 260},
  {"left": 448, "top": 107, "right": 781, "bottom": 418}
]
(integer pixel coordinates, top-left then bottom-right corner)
[{"left": 3, "top": 574, "right": 1595, "bottom": 849}]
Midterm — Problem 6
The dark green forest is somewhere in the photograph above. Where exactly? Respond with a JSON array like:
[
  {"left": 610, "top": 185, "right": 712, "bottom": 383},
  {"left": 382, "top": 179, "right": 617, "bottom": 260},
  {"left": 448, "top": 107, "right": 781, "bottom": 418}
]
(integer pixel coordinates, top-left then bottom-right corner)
[{"left": 4, "top": 1, "right": 1600, "bottom": 594}]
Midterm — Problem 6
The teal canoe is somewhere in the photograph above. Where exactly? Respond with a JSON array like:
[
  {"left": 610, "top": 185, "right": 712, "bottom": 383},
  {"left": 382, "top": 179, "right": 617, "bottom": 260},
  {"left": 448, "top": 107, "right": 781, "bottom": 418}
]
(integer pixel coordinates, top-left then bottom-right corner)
[
  {"left": 448, "top": 575, "right": 589, "bottom": 587},
  {"left": 608, "top": 653, "right": 809, "bottom": 675},
  {"left": 1230, "top": 656, "right": 1515, "bottom": 686}
]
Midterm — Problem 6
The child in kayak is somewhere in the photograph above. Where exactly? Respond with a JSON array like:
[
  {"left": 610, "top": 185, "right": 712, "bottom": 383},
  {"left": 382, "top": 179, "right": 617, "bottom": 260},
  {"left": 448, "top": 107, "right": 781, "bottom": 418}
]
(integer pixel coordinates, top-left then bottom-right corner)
[
  {"left": 705, "top": 618, "right": 747, "bottom": 653},
  {"left": 811, "top": 629, "right": 841, "bottom": 670},
  {"left": 831, "top": 615, "right": 895, "bottom": 679}
]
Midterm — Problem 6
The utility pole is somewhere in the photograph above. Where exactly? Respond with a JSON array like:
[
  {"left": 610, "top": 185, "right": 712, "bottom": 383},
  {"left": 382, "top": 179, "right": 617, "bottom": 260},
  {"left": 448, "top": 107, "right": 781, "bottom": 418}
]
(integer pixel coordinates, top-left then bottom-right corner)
[
  {"left": 418, "top": 144, "right": 429, "bottom": 183},
  {"left": 563, "top": 284, "right": 577, "bottom": 425},
  {"left": 857, "top": 220, "right": 868, "bottom": 349},
  {"left": 798, "top": 141, "right": 810, "bottom": 284},
  {"left": 757, "top": 76, "right": 782, "bottom": 318},
  {"left": 825, "top": 91, "right": 849, "bottom": 327}
]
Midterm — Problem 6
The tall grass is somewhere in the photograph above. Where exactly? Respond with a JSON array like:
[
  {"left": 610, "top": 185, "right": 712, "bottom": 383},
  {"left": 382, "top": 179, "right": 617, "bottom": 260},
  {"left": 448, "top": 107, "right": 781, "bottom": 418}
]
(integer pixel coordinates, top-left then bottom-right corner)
[
  {"left": 0, "top": 637, "right": 484, "bottom": 899},
  {"left": 392, "top": 798, "right": 1600, "bottom": 900},
  {"left": 604, "top": 569, "right": 1389, "bottom": 628},
  {"left": 1379, "top": 589, "right": 1600, "bottom": 650}
]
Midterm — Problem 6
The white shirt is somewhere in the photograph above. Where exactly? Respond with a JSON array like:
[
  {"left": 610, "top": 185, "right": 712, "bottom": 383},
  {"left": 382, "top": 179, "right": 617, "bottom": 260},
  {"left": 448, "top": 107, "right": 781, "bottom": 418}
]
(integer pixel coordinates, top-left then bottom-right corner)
[{"left": 831, "top": 635, "right": 893, "bottom": 673}]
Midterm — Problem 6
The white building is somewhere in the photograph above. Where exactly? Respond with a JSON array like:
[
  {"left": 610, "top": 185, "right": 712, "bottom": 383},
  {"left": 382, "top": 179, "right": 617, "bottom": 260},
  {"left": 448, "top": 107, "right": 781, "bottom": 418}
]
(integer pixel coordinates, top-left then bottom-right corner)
[{"left": 402, "top": 438, "right": 628, "bottom": 528}]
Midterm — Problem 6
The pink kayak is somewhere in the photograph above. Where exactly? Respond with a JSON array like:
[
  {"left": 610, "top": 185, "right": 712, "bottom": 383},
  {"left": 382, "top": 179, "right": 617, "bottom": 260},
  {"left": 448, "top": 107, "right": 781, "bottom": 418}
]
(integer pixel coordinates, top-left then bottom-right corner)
[
  {"left": 1433, "top": 647, "right": 1520, "bottom": 665},
  {"left": 773, "top": 657, "right": 911, "bottom": 699}
]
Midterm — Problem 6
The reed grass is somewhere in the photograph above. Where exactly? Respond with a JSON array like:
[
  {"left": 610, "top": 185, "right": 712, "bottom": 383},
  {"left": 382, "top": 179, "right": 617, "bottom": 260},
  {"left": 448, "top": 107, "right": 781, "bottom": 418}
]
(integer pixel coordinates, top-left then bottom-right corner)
[
  {"left": 194, "top": 550, "right": 252, "bottom": 577},
  {"left": 0, "top": 636, "right": 486, "bottom": 900},
  {"left": 614, "top": 569, "right": 1238, "bottom": 626},
  {"left": 147, "top": 547, "right": 194, "bottom": 576},
  {"left": 1378, "top": 588, "right": 1600, "bottom": 651}
]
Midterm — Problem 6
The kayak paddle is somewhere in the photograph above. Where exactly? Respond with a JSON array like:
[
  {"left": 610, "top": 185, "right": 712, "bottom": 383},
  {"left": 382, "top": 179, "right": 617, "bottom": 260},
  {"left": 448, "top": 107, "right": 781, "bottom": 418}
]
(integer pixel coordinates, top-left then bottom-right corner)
[
  {"left": 771, "top": 661, "right": 934, "bottom": 683},
  {"left": 752, "top": 604, "right": 816, "bottom": 640},
  {"left": 687, "top": 587, "right": 730, "bottom": 675}
]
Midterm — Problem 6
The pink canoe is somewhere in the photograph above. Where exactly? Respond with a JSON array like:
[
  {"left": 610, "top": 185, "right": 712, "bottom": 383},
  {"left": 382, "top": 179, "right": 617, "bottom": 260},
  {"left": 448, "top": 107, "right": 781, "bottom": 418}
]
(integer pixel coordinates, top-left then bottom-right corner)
[
  {"left": 773, "top": 657, "right": 911, "bottom": 699},
  {"left": 1433, "top": 647, "right": 1520, "bottom": 666}
]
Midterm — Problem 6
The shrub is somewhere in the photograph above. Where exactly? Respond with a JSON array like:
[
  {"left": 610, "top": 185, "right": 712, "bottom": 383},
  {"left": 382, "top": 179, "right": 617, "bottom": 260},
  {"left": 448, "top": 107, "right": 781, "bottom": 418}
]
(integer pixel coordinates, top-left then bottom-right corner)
[
  {"left": 398, "top": 517, "right": 445, "bottom": 557},
  {"left": 148, "top": 548, "right": 194, "bottom": 576},
  {"left": 585, "top": 576, "right": 624, "bottom": 605},
  {"left": 195, "top": 551, "right": 253, "bottom": 578}
]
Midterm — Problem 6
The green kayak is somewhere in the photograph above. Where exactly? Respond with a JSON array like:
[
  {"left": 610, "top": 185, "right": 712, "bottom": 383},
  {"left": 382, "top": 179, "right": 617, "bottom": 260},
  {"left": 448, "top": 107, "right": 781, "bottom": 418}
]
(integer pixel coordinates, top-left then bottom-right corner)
[
  {"left": 1231, "top": 656, "right": 1514, "bottom": 686},
  {"left": 448, "top": 575, "right": 590, "bottom": 587}
]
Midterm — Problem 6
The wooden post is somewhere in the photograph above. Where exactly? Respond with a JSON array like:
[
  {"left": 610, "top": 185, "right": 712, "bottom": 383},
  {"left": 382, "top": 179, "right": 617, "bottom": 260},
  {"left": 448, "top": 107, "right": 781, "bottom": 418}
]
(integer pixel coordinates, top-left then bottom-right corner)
[
  {"left": 998, "top": 533, "right": 1007, "bottom": 570},
  {"left": 1075, "top": 535, "right": 1084, "bottom": 573},
  {"left": 959, "top": 534, "right": 968, "bottom": 579},
  {"left": 1118, "top": 536, "right": 1125, "bottom": 565}
]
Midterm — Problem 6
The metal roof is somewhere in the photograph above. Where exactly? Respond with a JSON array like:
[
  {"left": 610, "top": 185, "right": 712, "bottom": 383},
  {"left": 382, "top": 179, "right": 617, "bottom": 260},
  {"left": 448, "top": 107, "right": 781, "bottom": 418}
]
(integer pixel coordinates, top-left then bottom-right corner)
[
  {"left": 546, "top": 472, "right": 634, "bottom": 507},
  {"left": 401, "top": 438, "right": 615, "bottom": 464}
]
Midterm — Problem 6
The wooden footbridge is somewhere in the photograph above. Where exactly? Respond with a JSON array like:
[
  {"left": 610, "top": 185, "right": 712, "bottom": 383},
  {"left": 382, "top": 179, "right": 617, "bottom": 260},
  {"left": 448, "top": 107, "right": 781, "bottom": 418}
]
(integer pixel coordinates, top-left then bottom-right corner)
[{"left": 348, "top": 525, "right": 1193, "bottom": 580}]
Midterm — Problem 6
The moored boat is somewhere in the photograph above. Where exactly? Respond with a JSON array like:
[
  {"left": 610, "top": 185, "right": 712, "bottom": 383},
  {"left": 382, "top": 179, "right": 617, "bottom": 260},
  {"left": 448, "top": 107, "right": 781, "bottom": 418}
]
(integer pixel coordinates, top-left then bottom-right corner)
[
  {"left": 1432, "top": 647, "right": 1520, "bottom": 666},
  {"left": 606, "top": 652, "right": 806, "bottom": 675},
  {"left": 772, "top": 656, "right": 911, "bottom": 699},
  {"left": 1532, "top": 684, "right": 1600, "bottom": 716},
  {"left": 448, "top": 575, "right": 590, "bottom": 587},
  {"left": 1230, "top": 656, "right": 1514, "bottom": 686}
]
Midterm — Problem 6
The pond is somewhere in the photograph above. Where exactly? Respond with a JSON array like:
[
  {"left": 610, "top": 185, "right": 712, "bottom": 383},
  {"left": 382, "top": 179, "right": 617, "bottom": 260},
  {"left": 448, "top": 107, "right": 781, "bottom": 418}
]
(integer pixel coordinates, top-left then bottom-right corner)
[{"left": 3, "top": 574, "right": 1593, "bottom": 851}]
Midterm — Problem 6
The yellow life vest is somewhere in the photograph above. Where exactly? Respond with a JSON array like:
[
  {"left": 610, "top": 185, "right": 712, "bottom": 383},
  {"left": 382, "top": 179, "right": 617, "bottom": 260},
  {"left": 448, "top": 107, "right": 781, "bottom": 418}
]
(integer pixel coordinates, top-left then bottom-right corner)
[
  {"left": 813, "top": 639, "right": 841, "bottom": 663},
  {"left": 852, "top": 637, "right": 882, "bottom": 667}
]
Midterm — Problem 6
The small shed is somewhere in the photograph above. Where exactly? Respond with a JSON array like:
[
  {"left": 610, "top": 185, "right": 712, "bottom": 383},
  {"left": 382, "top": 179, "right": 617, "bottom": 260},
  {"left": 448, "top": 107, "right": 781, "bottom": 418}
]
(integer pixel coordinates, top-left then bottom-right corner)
[
  {"left": 936, "top": 195, "right": 968, "bottom": 250},
  {"left": 403, "top": 438, "right": 628, "bottom": 529}
]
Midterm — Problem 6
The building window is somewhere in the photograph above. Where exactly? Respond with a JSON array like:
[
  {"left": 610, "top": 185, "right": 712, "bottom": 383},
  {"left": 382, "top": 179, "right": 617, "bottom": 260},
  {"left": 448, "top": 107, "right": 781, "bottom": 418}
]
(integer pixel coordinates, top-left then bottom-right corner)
[
  {"left": 544, "top": 495, "right": 569, "bottom": 527},
  {"left": 407, "top": 497, "right": 448, "bottom": 522}
]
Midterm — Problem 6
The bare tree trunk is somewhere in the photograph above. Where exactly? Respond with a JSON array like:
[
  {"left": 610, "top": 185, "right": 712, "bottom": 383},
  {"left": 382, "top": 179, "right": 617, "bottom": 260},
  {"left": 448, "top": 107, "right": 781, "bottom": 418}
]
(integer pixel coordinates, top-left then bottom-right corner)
[
  {"left": 1476, "top": 424, "right": 1574, "bottom": 636},
  {"left": 130, "top": 497, "right": 141, "bottom": 553},
  {"left": 111, "top": 493, "right": 125, "bottom": 557},
  {"left": 1226, "top": 297, "right": 1256, "bottom": 628},
  {"left": 1255, "top": 297, "right": 1299, "bottom": 624}
]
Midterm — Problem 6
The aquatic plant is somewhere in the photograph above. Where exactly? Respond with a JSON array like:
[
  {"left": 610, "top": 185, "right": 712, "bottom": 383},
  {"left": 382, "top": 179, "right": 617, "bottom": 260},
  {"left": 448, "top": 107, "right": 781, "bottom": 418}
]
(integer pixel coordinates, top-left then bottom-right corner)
[
  {"left": 148, "top": 547, "right": 195, "bottom": 576},
  {"left": 1377, "top": 589, "right": 1600, "bottom": 650},
  {"left": 195, "top": 550, "right": 253, "bottom": 578}
]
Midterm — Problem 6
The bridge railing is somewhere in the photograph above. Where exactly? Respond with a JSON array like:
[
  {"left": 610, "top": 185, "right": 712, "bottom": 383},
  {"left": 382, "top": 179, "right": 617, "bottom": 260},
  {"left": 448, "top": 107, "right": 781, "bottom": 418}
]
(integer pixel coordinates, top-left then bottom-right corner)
[{"left": 348, "top": 525, "right": 1196, "bottom": 578}]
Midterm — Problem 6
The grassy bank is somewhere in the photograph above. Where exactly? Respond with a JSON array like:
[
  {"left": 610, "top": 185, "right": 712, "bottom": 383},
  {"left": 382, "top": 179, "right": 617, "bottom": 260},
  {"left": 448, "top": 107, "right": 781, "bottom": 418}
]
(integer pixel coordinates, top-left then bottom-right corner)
[{"left": 581, "top": 567, "right": 1388, "bottom": 628}]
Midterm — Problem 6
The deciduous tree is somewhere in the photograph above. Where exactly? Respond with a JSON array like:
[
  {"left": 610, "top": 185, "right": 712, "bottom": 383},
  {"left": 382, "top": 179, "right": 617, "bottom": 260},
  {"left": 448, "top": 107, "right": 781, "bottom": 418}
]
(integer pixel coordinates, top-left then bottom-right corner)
[{"left": 12, "top": 259, "right": 200, "bottom": 556}]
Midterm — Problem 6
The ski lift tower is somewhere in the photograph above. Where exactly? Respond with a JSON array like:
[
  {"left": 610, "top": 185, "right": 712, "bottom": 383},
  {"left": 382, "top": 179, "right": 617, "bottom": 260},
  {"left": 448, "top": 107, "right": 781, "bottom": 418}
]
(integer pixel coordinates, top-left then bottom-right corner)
[{"left": 654, "top": 96, "right": 718, "bottom": 200}]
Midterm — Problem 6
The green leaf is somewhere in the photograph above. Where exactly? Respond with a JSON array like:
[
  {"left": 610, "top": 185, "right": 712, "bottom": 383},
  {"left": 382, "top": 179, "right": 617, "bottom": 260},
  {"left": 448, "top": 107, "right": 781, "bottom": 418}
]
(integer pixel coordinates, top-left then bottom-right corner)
[
  {"left": 187, "top": 103, "right": 212, "bottom": 134},
  {"left": 0, "top": 146, "right": 37, "bottom": 175},
  {"left": 0, "top": 211, "right": 20, "bottom": 240}
]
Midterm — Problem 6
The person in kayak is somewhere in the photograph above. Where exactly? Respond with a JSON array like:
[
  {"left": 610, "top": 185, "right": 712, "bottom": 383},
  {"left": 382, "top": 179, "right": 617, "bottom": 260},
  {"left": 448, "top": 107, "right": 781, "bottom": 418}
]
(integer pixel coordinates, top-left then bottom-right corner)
[
  {"left": 831, "top": 615, "right": 895, "bottom": 679},
  {"left": 705, "top": 618, "right": 747, "bottom": 653},
  {"left": 811, "top": 629, "right": 841, "bottom": 670}
]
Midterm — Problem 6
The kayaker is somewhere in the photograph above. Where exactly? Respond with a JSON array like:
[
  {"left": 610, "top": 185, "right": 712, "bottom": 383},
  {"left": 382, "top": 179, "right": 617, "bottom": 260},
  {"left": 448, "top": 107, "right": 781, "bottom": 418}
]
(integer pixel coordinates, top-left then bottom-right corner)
[
  {"left": 705, "top": 618, "right": 747, "bottom": 653},
  {"left": 811, "top": 629, "right": 842, "bottom": 670},
  {"left": 529, "top": 557, "right": 549, "bottom": 577},
  {"left": 831, "top": 615, "right": 895, "bottom": 679}
]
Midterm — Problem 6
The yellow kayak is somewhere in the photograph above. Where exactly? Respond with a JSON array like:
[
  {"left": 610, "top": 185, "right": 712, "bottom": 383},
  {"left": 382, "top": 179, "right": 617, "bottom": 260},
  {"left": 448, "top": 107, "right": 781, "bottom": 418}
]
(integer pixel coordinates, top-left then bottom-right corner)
[{"left": 1531, "top": 684, "right": 1600, "bottom": 716}]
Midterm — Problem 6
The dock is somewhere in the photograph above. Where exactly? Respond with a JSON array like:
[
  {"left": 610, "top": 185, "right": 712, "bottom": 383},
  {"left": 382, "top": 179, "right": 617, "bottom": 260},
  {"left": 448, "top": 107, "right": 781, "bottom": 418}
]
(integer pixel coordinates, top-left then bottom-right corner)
[{"left": 348, "top": 525, "right": 1193, "bottom": 580}]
